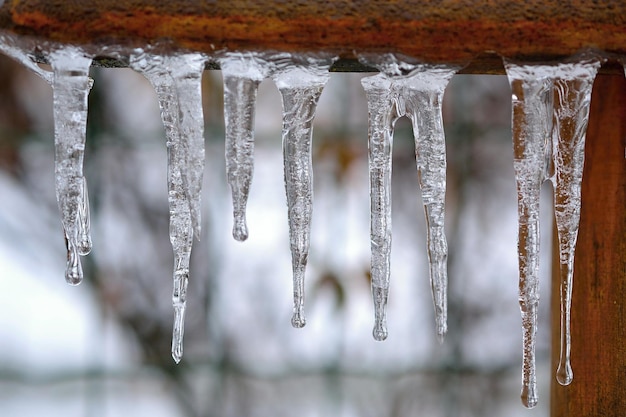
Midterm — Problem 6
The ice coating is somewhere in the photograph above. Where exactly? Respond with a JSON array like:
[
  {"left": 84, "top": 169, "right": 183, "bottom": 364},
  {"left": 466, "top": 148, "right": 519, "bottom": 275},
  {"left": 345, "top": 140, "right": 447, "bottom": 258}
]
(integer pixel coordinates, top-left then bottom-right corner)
[
  {"left": 360, "top": 55, "right": 459, "bottom": 341},
  {"left": 361, "top": 74, "right": 398, "bottom": 341},
  {"left": 504, "top": 61, "right": 555, "bottom": 408},
  {"left": 129, "top": 51, "right": 206, "bottom": 363},
  {"left": 273, "top": 59, "right": 333, "bottom": 328},
  {"left": 220, "top": 53, "right": 269, "bottom": 241},
  {"left": 551, "top": 59, "right": 600, "bottom": 386},
  {"left": 0, "top": 33, "right": 53, "bottom": 84},
  {"left": 48, "top": 47, "right": 94, "bottom": 285}
]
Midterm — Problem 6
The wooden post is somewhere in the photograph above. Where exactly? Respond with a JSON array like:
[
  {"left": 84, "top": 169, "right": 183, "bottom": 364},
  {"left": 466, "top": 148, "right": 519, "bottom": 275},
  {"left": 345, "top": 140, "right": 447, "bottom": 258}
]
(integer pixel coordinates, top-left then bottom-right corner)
[{"left": 551, "top": 73, "right": 626, "bottom": 416}]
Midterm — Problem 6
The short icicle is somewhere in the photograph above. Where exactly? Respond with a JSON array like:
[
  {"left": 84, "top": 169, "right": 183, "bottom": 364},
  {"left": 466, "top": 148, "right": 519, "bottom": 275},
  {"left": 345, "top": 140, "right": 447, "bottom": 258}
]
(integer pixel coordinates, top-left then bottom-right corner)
[
  {"left": 361, "top": 74, "right": 398, "bottom": 341},
  {"left": 551, "top": 58, "right": 600, "bottom": 386},
  {"left": 48, "top": 47, "right": 94, "bottom": 285},
  {"left": 220, "top": 54, "right": 268, "bottom": 241},
  {"left": 400, "top": 65, "right": 459, "bottom": 343},
  {"left": 129, "top": 51, "right": 206, "bottom": 363},
  {"left": 504, "top": 60, "right": 555, "bottom": 408},
  {"left": 273, "top": 59, "right": 332, "bottom": 328}
]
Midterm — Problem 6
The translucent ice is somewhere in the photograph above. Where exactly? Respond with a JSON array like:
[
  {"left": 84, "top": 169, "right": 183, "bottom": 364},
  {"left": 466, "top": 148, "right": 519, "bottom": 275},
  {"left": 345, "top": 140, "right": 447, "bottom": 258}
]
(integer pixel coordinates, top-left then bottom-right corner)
[
  {"left": 504, "top": 55, "right": 600, "bottom": 402},
  {"left": 220, "top": 53, "right": 269, "bottom": 241},
  {"left": 361, "top": 74, "right": 397, "bottom": 341},
  {"left": 504, "top": 60, "right": 555, "bottom": 408},
  {"left": 399, "top": 66, "right": 458, "bottom": 342},
  {"left": 360, "top": 54, "right": 460, "bottom": 341},
  {"left": 48, "top": 47, "right": 94, "bottom": 285},
  {"left": 0, "top": 32, "right": 53, "bottom": 84},
  {"left": 551, "top": 58, "right": 600, "bottom": 386},
  {"left": 169, "top": 54, "right": 207, "bottom": 241},
  {"left": 273, "top": 56, "right": 334, "bottom": 328},
  {"left": 129, "top": 51, "right": 206, "bottom": 363}
]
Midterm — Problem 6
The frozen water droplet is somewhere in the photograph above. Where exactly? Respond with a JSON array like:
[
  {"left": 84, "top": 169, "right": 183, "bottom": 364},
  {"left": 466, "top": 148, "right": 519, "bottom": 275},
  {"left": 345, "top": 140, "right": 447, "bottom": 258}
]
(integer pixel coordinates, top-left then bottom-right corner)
[
  {"left": 48, "top": 46, "right": 93, "bottom": 285},
  {"left": 65, "top": 233, "right": 83, "bottom": 286},
  {"left": 172, "top": 268, "right": 189, "bottom": 364},
  {"left": 521, "top": 383, "right": 538, "bottom": 409},
  {"left": 361, "top": 73, "right": 397, "bottom": 341},
  {"left": 273, "top": 55, "right": 334, "bottom": 328},
  {"left": 504, "top": 59, "right": 555, "bottom": 408},
  {"left": 291, "top": 309, "right": 306, "bottom": 328},
  {"left": 556, "top": 360, "right": 573, "bottom": 385},
  {"left": 551, "top": 57, "right": 600, "bottom": 387},
  {"left": 220, "top": 53, "right": 269, "bottom": 241},
  {"left": 372, "top": 285, "right": 389, "bottom": 341}
]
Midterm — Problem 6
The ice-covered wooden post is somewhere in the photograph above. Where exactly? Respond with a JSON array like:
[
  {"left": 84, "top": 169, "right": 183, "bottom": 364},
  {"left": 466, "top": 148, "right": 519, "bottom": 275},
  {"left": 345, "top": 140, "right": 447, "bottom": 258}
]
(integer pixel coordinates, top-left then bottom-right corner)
[{"left": 1, "top": 1, "right": 626, "bottom": 415}]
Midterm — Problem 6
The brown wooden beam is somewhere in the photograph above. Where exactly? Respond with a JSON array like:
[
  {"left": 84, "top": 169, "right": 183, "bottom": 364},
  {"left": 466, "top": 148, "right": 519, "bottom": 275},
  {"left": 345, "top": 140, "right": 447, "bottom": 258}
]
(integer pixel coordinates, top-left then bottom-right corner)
[
  {"left": 1, "top": 1, "right": 626, "bottom": 69},
  {"left": 551, "top": 73, "right": 626, "bottom": 417}
]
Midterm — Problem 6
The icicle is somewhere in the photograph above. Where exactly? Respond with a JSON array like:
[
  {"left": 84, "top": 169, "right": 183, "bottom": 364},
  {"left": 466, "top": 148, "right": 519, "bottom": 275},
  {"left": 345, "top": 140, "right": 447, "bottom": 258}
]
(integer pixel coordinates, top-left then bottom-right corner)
[
  {"left": 360, "top": 54, "right": 460, "bottom": 341},
  {"left": 360, "top": 74, "right": 398, "bottom": 341},
  {"left": 129, "top": 51, "right": 206, "bottom": 363},
  {"left": 504, "top": 60, "right": 555, "bottom": 408},
  {"left": 48, "top": 47, "right": 93, "bottom": 285},
  {"left": 551, "top": 59, "right": 600, "bottom": 386},
  {"left": 220, "top": 53, "right": 268, "bottom": 241},
  {"left": 399, "top": 66, "right": 458, "bottom": 342},
  {"left": 273, "top": 57, "right": 333, "bottom": 328}
]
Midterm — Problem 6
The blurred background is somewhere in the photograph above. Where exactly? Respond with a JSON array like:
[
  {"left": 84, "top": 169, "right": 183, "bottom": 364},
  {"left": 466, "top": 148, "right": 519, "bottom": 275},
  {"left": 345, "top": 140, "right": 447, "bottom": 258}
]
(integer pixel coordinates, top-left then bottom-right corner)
[{"left": 0, "top": 53, "right": 554, "bottom": 416}]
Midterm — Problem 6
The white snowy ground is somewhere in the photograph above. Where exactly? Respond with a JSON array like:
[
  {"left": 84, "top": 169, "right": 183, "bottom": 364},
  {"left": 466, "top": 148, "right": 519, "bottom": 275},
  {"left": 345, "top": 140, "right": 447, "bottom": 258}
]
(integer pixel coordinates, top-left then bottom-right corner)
[{"left": 0, "top": 67, "right": 553, "bottom": 416}]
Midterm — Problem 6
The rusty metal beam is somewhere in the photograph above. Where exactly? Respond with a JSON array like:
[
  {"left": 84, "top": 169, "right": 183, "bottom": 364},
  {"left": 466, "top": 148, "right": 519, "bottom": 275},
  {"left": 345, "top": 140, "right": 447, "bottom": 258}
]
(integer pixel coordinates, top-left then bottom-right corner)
[{"left": 1, "top": 1, "right": 625, "bottom": 72}]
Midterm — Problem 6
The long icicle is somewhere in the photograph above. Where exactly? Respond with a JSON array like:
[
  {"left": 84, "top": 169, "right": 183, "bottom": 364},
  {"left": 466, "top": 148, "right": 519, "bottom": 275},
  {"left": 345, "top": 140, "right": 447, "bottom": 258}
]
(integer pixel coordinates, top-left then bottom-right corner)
[
  {"left": 273, "top": 64, "right": 330, "bottom": 329},
  {"left": 167, "top": 54, "right": 206, "bottom": 362},
  {"left": 504, "top": 61, "right": 555, "bottom": 408},
  {"left": 361, "top": 74, "right": 398, "bottom": 341},
  {"left": 220, "top": 54, "right": 267, "bottom": 241},
  {"left": 49, "top": 47, "right": 93, "bottom": 285},
  {"left": 551, "top": 59, "right": 600, "bottom": 386},
  {"left": 129, "top": 52, "right": 205, "bottom": 363},
  {"left": 400, "top": 66, "right": 458, "bottom": 343}
]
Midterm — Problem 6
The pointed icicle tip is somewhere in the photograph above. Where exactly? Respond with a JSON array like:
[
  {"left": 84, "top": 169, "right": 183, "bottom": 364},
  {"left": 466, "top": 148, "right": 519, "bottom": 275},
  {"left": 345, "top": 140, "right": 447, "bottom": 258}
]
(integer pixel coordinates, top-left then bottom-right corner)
[
  {"left": 436, "top": 328, "right": 446, "bottom": 345},
  {"left": 171, "top": 311, "right": 185, "bottom": 364},
  {"left": 172, "top": 349, "right": 182, "bottom": 364}
]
